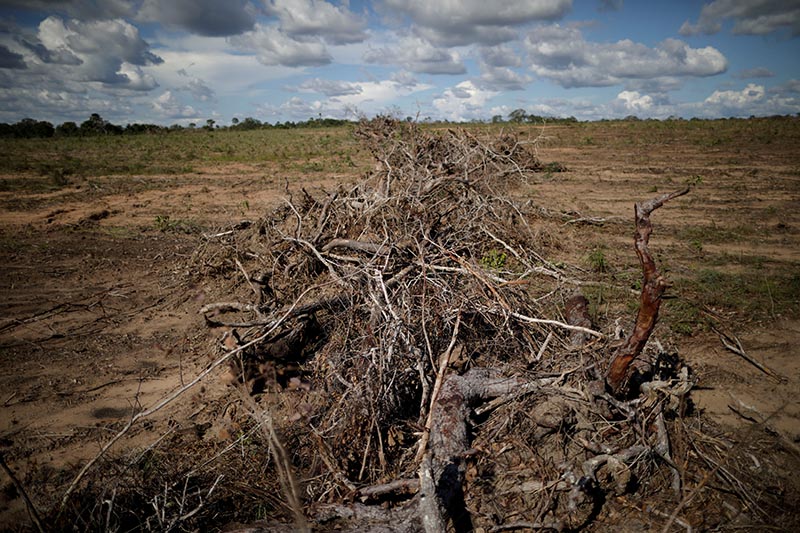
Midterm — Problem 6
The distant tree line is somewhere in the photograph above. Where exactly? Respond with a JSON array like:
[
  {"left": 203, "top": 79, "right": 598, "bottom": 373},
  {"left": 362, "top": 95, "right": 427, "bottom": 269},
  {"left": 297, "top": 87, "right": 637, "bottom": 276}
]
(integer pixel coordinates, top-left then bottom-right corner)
[
  {"left": 491, "top": 108, "right": 579, "bottom": 125},
  {"left": 0, "top": 113, "right": 355, "bottom": 139},
  {"left": 3, "top": 111, "right": 796, "bottom": 139}
]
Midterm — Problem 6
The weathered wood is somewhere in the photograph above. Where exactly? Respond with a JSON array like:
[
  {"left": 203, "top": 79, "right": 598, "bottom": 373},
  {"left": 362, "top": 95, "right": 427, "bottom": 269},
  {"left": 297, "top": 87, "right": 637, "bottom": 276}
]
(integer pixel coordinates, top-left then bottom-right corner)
[
  {"left": 565, "top": 293, "right": 593, "bottom": 348},
  {"left": 426, "top": 369, "right": 525, "bottom": 530},
  {"left": 605, "top": 187, "right": 689, "bottom": 396}
]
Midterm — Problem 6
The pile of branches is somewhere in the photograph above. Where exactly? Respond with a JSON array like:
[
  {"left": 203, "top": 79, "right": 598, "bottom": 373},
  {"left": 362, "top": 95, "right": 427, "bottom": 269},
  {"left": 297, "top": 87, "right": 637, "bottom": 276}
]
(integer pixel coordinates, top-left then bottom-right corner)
[{"left": 197, "top": 117, "right": 691, "bottom": 531}]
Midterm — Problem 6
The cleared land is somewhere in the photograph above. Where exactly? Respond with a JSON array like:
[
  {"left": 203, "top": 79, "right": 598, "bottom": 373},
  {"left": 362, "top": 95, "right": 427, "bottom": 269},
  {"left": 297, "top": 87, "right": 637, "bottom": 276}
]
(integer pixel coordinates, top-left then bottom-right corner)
[{"left": 1, "top": 118, "right": 799, "bottom": 531}]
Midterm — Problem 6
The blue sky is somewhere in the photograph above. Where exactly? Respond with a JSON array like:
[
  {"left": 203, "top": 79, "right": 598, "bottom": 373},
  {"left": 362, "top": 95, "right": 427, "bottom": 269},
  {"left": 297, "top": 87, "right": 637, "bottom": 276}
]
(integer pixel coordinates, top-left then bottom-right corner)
[{"left": 0, "top": 0, "right": 798, "bottom": 125}]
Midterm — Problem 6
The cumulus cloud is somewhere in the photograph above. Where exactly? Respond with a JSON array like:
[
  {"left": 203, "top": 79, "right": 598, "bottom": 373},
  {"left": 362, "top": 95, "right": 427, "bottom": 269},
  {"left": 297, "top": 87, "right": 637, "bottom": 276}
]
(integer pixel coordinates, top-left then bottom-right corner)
[
  {"left": 116, "top": 62, "right": 159, "bottom": 90},
  {"left": 364, "top": 36, "right": 466, "bottom": 74},
  {"left": 686, "top": 82, "right": 800, "bottom": 117},
  {"left": 679, "top": 0, "right": 800, "bottom": 36},
  {"left": 615, "top": 90, "right": 654, "bottom": 113},
  {"left": 230, "top": 24, "right": 332, "bottom": 67},
  {"left": 298, "top": 78, "right": 363, "bottom": 96},
  {"left": 152, "top": 90, "right": 198, "bottom": 118},
  {"left": 775, "top": 79, "right": 800, "bottom": 93},
  {"left": 705, "top": 82, "right": 765, "bottom": 107},
  {"left": 525, "top": 25, "right": 727, "bottom": 88},
  {"left": 29, "top": 16, "right": 162, "bottom": 89},
  {"left": 383, "top": 0, "right": 572, "bottom": 46},
  {"left": 480, "top": 45, "right": 522, "bottom": 68},
  {"left": 139, "top": 0, "right": 255, "bottom": 37},
  {"left": 264, "top": 0, "right": 368, "bottom": 45},
  {"left": 18, "top": 36, "right": 82, "bottom": 65},
  {"left": 432, "top": 80, "right": 497, "bottom": 121},
  {"left": 390, "top": 70, "right": 419, "bottom": 87},
  {"left": 477, "top": 65, "right": 531, "bottom": 90},
  {"left": 262, "top": 78, "right": 433, "bottom": 120},
  {"left": 0, "top": 86, "right": 132, "bottom": 123},
  {"left": 180, "top": 77, "right": 215, "bottom": 101},
  {"left": 476, "top": 45, "right": 530, "bottom": 90}
]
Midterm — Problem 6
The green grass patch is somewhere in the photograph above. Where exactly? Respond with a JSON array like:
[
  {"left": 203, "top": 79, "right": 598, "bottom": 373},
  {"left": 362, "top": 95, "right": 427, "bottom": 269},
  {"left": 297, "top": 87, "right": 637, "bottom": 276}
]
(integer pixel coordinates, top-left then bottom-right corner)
[
  {"left": 665, "top": 268, "right": 800, "bottom": 334},
  {"left": 0, "top": 126, "right": 370, "bottom": 178}
]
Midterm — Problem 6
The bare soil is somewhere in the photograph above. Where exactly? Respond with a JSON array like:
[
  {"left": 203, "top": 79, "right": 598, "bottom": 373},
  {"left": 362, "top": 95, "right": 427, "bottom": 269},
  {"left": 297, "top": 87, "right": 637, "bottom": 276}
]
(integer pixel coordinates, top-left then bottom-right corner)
[{"left": 1, "top": 120, "right": 799, "bottom": 531}]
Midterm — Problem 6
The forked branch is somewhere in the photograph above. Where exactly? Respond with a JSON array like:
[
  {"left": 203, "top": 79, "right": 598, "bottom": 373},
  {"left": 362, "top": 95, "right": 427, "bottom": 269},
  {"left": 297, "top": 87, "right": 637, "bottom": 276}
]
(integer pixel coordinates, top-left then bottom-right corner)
[{"left": 605, "top": 186, "right": 689, "bottom": 396}]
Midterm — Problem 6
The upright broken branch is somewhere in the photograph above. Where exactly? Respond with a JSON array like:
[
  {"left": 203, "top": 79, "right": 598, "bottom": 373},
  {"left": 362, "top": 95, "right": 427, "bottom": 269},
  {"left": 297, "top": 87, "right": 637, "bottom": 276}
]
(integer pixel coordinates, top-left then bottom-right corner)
[{"left": 605, "top": 186, "right": 689, "bottom": 396}]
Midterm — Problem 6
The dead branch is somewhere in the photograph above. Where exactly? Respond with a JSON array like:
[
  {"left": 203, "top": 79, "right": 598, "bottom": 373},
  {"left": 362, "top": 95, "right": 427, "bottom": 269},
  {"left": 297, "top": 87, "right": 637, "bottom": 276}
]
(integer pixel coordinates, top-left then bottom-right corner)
[
  {"left": 183, "top": 118, "right": 701, "bottom": 532},
  {"left": 605, "top": 187, "right": 689, "bottom": 396},
  {"left": 357, "top": 478, "right": 419, "bottom": 501},
  {"left": 714, "top": 326, "right": 782, "bottom": 382},
  {"left": 1, "top": 454, "right": 45, "bottom": 533},
  {"left": 321, "top": 238, "right": 389, "bottom": 256}
]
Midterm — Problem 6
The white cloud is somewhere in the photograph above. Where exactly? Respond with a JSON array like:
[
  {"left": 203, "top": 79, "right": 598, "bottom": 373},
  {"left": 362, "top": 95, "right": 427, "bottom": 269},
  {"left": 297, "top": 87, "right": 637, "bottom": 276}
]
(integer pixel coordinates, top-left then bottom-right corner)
[
  {"left": 230, "top": 24, "right": 331, "bottom": 67},
  {"left": 36, "top": 16, "right": 163, "bottom": 88},
  {"left": 180, "top": 77, "right": 215, "bottom": 101},
  {"left": 364, "top": 36, "right": 466, "bottom": 74},
  {"left": 615, "top": 90, "right": 654, "bottom": 112},
  {"left": 680, "top": 0, "right": 800, "bottom": 36},
  {"left": 686, "top": 83, "right": 800, "bottom": 117},
  {"left": 480, "top": 45, "right": 522, "bottom": 68},
  {"left": 705, "top": 83, "right": 765, "bottom": 107},
  {"left": 432, "top": 80, "right": 497, "bottom": 121},
  {"left": 144, "top": 49, "right": 296, "bottom": 94},
  {"left": 264, "top": 0, "right": 368, "bottom": 45},
  {"left": 383, "top": 0, "right": 572, "bottom": 46},
  {"left": 298, "top": 78, "right": 363, "bottom": 96},
  {"left": 0, "top": 87, "right": 132, "bottom": 123},
  {"left": 117, "top": 62, "right": 159, "bottom": 90},
  {"left": 139, "top": 0, "right": 255, "bottom": 37},
  {"left": 477, "top": 65, "right": 532, "bottom": 90},
  {"left": 152, "top": 90, "right": 198, "bottom": 118},
  {"left": 262, "top": 78, "right": 433, "bottom": 120},
  {"left": 525, "top": 25, "right": 727, "bottom": 88},
  {"left": 390, "top": 70, "right": 419, "bottom": 86}
]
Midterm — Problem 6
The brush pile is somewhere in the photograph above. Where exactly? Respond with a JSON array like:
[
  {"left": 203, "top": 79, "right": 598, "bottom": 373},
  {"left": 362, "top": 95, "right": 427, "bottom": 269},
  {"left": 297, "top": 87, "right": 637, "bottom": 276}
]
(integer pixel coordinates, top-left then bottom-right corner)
[{"left": 197, "top": 117, "right": 692, "bottom": 531}]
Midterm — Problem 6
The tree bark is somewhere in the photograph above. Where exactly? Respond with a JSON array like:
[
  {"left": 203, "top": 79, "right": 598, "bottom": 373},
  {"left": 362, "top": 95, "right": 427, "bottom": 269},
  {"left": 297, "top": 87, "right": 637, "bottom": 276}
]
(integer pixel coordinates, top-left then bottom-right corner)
[{"left": 605, "top": 187, "right": 689, "bottom": 397}]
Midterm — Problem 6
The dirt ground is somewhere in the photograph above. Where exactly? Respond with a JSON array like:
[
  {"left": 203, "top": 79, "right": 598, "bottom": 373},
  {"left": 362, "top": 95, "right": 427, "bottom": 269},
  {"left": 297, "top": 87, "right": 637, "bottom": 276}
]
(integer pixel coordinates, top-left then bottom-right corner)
[{"left": 1, "top": 120, "right": 799, "bottom": 531}]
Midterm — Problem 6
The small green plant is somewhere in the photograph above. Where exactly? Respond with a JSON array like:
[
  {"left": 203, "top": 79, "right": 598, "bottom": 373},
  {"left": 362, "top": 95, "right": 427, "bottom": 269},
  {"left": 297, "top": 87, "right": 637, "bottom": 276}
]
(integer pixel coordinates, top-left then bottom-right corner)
[
  {"left": 686, "top": 174, "right": 703, "bottom": 186},
  {"left": 154, "top": 214, "right": 173, "bottom": 231},
  {"left": 587, "top": 248, "right": 608, "bottom": 273},
  {"left": 480, "top": 249, "right": 507, "bottom": 270},
  {"left": 154, "top": 214, "right": 199, "bottom": 233}
]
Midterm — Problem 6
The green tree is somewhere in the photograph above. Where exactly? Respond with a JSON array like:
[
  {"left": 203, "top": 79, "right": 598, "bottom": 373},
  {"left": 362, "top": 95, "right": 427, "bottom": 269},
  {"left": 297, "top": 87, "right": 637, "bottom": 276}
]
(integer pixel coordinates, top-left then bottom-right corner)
[
  {"left": 80, "top": 113, "right": 107, "bottom": 135},
  {"left": 56, "top": 121, "right": 79, "bottom": 136},
  {"left": 508, "top": 108, "right": 528, "bottom": 123}
]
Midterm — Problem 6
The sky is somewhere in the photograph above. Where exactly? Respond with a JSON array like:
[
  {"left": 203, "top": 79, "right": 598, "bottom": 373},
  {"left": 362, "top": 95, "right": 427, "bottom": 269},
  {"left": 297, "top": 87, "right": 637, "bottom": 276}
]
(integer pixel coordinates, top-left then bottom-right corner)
[{"left": 0, "top": 0, "right": 799, "bottom": 126}]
